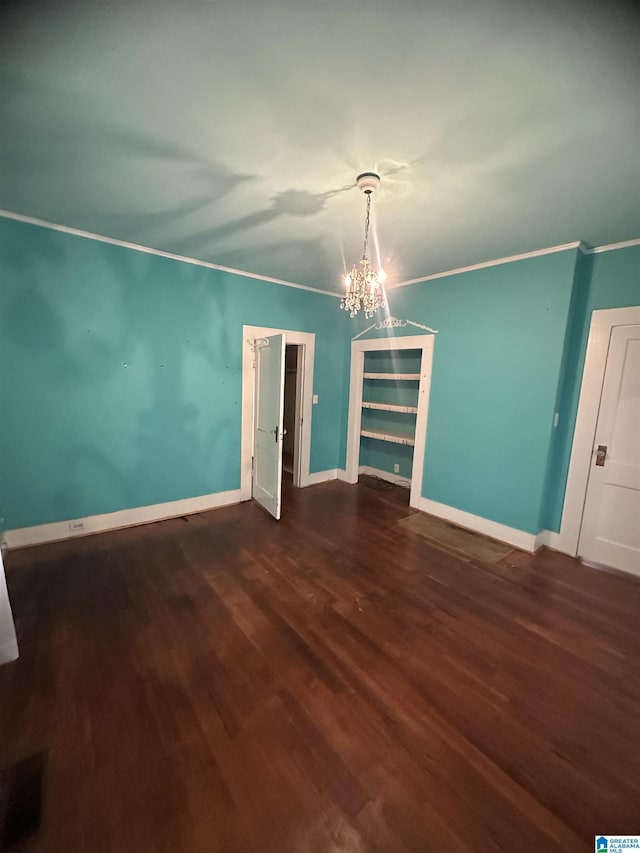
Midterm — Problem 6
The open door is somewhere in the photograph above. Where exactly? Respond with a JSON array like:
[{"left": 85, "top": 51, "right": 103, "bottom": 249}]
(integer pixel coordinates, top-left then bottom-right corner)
[{"left": 253, "top": 333, "right": 286, "bottom": 519}]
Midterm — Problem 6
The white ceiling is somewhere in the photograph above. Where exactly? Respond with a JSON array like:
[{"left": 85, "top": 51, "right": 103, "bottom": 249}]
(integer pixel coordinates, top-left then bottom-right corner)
[{"left": 1, "top": 0, "right": 639, "bottom": 292}]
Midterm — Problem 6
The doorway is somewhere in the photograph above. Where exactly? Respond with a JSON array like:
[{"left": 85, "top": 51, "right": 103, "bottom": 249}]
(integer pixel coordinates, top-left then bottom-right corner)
[
  {"left": 241, "top": 325, "right": 316, "bottom": 509},
  {"left": 555, "top": 305, "right": 640, "bottom": 572},
  {"left": 578, "top": 322, "right": 640, "bottom": 574},
  {"left": 283, "top": 345, "right": 303, "bottom": 485}
]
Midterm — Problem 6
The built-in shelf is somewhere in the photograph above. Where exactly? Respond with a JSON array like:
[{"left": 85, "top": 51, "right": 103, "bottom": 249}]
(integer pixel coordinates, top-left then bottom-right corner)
[
  {"left": 363, "top": 372, "right": 421, "bottom": 381},
  {"left": 360, "top": 428, "right": 416, "bottom": 447},
  {"left": 362, "top": 401, "right": 418, "bottom": 414}
]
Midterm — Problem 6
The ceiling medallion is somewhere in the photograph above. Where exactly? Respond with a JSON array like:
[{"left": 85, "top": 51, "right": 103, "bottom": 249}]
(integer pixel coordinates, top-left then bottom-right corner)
[{"left": 340, "top": 172, "right": 387, "bottom": 319}]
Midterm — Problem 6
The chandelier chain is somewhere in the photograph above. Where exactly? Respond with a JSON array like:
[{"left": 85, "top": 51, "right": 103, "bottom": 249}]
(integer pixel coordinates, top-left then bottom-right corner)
[{"left": 362, "top": 192, "right": 371, "bottom": 261}]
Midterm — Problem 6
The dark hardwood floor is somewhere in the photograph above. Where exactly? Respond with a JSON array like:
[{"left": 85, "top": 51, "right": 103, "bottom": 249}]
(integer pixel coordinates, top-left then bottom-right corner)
[{"left": 1, "top": 478, "right": 639, "bottom": 852}]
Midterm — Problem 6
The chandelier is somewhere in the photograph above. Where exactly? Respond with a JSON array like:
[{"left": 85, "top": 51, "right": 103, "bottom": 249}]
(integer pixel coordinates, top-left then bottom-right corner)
[{"left": 340, "top": 171, "right": 387, "bottom": 319}]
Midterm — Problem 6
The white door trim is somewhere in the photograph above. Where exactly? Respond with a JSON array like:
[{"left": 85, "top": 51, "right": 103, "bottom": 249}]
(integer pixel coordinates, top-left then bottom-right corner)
[
  {"left": 241, "top": 325, "right": 315, "bottom": 501},
  {"left": 344, "top": 334, "right": 435, "bottom": 509},
  {"left": 292, "top": 345, "right": 305, "bottom": 487},
  {"left": 555, "top": 306, "right": 640, "bottom": 556}
]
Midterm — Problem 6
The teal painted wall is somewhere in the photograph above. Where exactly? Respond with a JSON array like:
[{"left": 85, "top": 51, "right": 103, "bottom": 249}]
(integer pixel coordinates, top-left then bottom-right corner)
[
  {"left": 588, "top": 244, "right": 640, "bottom": 311},
  {"left": 541, "top": 244, "right": 640, "bottom": 531},
  {"left": 2, "top": 214, "right": 637, "bottom": 540},
  {"left": 355, "top": 249, "right": 580, "bottom": 534},
  {"left": 360, "top": 439, "right": 414, "bottom": 481},
  {"left": 0, "top": 218, "right": 348, "bottom": 530},
  {"left": 539, "top": 251, "right": 593, "bottom": 531}
]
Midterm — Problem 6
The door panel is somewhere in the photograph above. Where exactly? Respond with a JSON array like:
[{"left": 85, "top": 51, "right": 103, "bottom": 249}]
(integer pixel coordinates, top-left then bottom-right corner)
[
  {"left": 579, "top": 325, "right": 640, "bottom": 574},
  {"left": 253, "top": 334, "right": 286, "bottom": 519}
]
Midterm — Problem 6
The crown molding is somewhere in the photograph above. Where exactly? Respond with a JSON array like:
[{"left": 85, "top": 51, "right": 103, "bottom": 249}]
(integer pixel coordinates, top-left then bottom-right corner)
[
  {"left": 389, "top": 236, "right": 640, "bottom": 290},
  {"left": 389, "top": 242, "right": 583, "bottom": 289},
  {"left": 587, "top": 236, "right": 640, "bottom": 254},
  {"left": 0, "top": 208, "right": 342, "bottom": 299},
  {"left": 2, "top": 207, "right": 636, "bottom": 295}
]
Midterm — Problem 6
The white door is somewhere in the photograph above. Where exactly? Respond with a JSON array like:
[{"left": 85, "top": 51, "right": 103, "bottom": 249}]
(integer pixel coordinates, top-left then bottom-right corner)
[
  {"left": 579, "top": 324, "right": 640, "bottom": 575},
  {"left": 0, "top": 550, "right": 19, "bottom": 664},
  {"left": 253, "top": 334, "right": 286, "bottom": 519}
]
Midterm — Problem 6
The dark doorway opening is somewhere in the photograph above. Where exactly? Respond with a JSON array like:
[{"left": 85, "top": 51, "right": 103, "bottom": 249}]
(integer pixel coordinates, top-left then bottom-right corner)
[{"left": 282, "top": 344, "right": 301, "bottom": 484}]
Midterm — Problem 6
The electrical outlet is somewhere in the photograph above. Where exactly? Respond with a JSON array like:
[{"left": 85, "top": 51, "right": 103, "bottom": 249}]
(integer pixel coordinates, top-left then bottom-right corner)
[
  {"left": 394, "top": 464, "right": 400, "bottom": 473},
  {"left": 69, "top": 521, "right": 85, "bottom": 532}
]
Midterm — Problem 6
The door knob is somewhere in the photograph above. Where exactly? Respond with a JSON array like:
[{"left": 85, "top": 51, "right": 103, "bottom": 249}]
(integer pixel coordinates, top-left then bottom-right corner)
[
  {"left": 273, "top": 426, "right": 287, "bottom": 443},
  {"left": 595, "top": 445, "right": 607, "bottom": 467}
]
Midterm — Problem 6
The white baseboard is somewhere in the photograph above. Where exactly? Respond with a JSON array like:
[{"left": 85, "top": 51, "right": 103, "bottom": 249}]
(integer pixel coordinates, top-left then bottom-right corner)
[
  {"left": 0, "top": 638, "right": 19, "bottom": 665},
  {"left": 540, "top": 528, "right": 583, "bottom": 557},
  {"left": 304, "top": 469, "right": 339, "bottom": 486},
  {"left": 2, "top": 478, "right": 579, "bottom": 561},
  {"left": 534, "top": 529, "right": 576, "bottom": 556},
  {"left": 534, "top": 530, "right": 550, "bottom": 551},
  {"left": 411, "top": 495, "right": 538, "bottom": 553},
  {"left": 1, "top": 488, "right": 243, "bottom": 550},
  {"left": 303, "top": 468, "right": 357, "bottom": 486},
  {"left": 359, "top": 466, "right": 411, "bottom": 489}
]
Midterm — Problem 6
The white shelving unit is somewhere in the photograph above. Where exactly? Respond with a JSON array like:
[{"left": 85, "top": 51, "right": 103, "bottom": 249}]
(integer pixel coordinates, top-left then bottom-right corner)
[
  {"left": 360, "top": 428, "right": 416, "bottom": 446},
  {"left": 360, "top": 361, "right": 420, "bottom": 452},
  {"left": 362, "top": 401, "right": 418, "bottom": 414},
  {"left": 346, "top": 334, "right": 435, "bottom": 508},
  {"left": 363, "top": 372, "right": 421, "bottom": 380}
]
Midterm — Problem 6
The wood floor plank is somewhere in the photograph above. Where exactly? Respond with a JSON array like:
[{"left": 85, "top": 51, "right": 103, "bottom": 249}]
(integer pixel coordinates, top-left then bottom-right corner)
[{"left": 1, "top": 476, "right": 638, "bottom": 851}]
